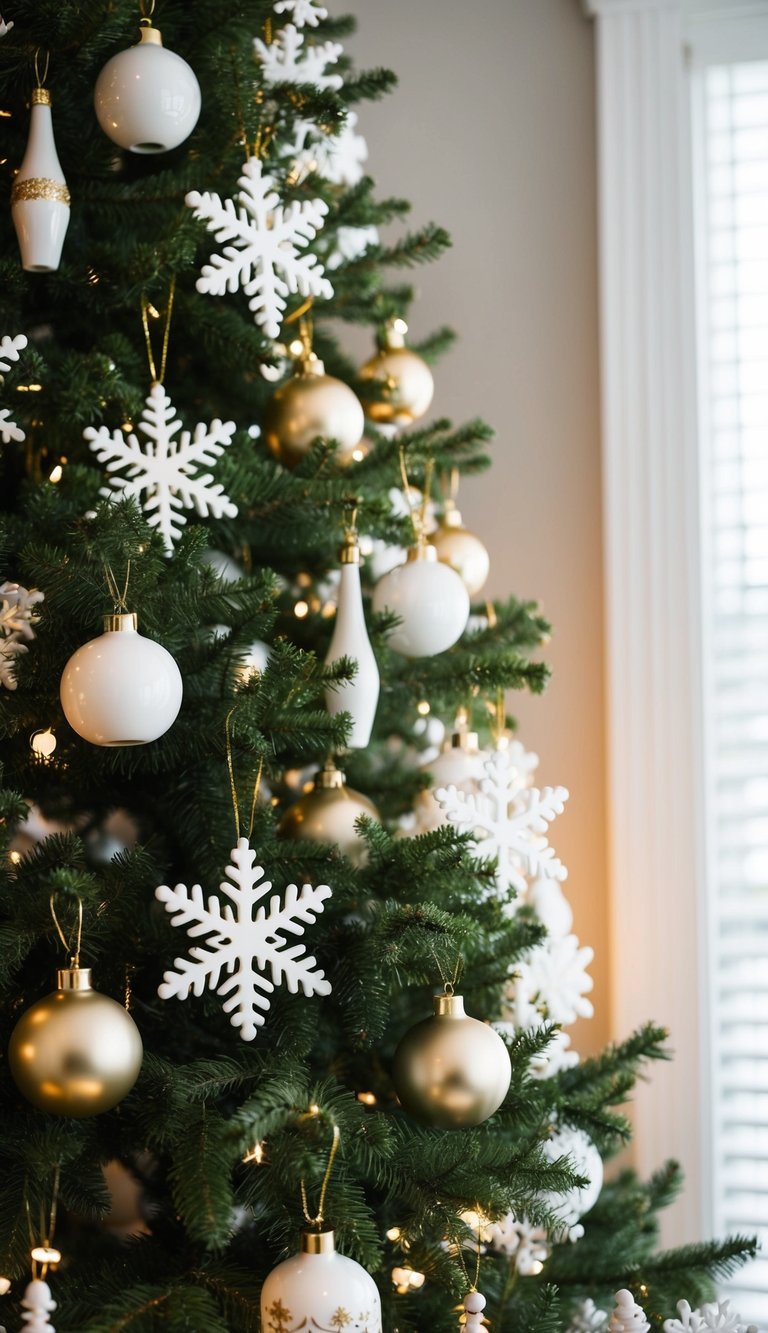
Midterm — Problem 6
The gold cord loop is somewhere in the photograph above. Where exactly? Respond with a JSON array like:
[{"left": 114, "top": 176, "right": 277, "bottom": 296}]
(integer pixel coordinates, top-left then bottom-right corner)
[
  {"left": 225, "top": 709, "right": 264, "bottom": 844},
  {"left": 33, "top": 49, "right": 50, "bottom": 90},
  {"left": 140, "top": 276, "right": 176, "bottom": 386},
  {"left": 104, "top": 559, "right": 132, "bottom": 613},
  {"left": 49, "top": 895, "right": 83, "bottom": 969},
  {"left": 300, "top": 1121, "right": 340, "bottom": 1230}
]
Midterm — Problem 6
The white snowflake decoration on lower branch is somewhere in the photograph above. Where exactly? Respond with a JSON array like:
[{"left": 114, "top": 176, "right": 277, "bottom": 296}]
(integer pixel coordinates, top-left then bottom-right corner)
[
  {"left": 186, "top": 158, "right": 333, "bottom": 341},
  {"left": 0, "top": 580, "right": 44, "bottom": 690},
  {"left": 435, "top": 745, "right": 569, "bottom": 900},
  {"left": 85, "top": 383, "right": 237, "bottom": 554},
  {"left": 566, "top": 1299, "right": 609, "bottom": 1333},
  {"left": 0, "top": 331, "right": 28, "bottom": 444},
  {"left": 155, "top": 837, "right": 332, "bottom": 1040},
  {"left": 664, "top": 1299, "right": 758, "bottom": 1333}
]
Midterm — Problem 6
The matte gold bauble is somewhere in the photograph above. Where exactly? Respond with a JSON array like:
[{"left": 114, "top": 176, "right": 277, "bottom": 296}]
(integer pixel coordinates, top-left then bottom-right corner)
[
  {"left": 277, "top": 759, "right": 379, "bottom": 867},
  {"left": 8, "top": 966, "right": 143, "bottom": 1117},
  {"left": 432, "top": 503, "right": 490, "bottom": 596},
  {"left": 359, "top": 322, "right": 434, "bottom": 426},
  {"left": 264, "top": 356, "right": 364, "bottom": 468},
  {"left": 392, "top": 992, "right": 511, "bottom": 1128}
]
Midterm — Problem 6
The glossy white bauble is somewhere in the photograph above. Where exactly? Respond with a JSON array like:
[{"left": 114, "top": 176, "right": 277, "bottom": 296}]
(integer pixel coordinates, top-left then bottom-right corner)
[
  {"left": 60, "top": 613, "right": 182, "bottom": 746},
  {"left": 94, "top": 28, "right": 201, "bottom": 155},
  {"left": 411, "top": 736, "right": 488, "bottom": 833},
  {"left": 372, "top": 546, "right": 469, "bottom": 657},
  {"left": 261, "top": 1231, "right": 382, "bottom": 1333}
]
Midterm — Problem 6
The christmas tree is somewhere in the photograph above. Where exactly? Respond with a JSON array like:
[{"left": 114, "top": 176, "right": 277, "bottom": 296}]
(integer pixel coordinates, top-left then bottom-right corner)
[{"left": 0, "top": 2, "right": 758, "bottom": 1330}]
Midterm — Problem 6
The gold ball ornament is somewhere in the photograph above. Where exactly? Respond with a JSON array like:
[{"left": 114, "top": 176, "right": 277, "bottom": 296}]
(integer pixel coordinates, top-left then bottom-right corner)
[
  {"left": 432, "top": 502, "right": 490, "bottom": 596},
  {"left": 277, "top": 760, "right": 379, "bottom": 868},
  {"left": 8, "top": 966, "right": 143, "bottom": 1117},
  {"left": 359, "top": 320, "right": 434, "bottom": 426},
  {"left": 392, "top": 991, "right": 511, "bottom": 1128},
  {"left": 264, "top": 355, "right": 364, "bottom": 468}
]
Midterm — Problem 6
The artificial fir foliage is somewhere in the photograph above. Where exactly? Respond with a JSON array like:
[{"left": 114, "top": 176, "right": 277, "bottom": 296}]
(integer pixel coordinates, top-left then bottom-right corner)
[{"left": 0, "top": 3, "right": 758, "bottom": 1331}]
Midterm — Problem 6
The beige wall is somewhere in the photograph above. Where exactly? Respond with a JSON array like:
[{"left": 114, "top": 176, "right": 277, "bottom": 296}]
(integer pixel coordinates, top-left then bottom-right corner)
[{"left": 349, "top": 0, "right": 609, "bottom": 1054}]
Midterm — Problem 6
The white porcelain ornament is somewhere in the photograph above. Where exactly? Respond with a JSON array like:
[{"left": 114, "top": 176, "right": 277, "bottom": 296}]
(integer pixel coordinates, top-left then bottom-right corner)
[
  {"left": 324, "top": 528, "right": 379, "bottom": 747},
  {"left": 94, "top": 21, "right": 201, "bottom": 154},
  {"left": 60, "top": 611, "right": 183, "bottom": 746},
  {"left": 11, "top": 86, "right": 70, "bottom": 272},
  {"left": 260, "top": 1230, "right": 382, "bottom": 1333},
  {"left": 372, "top": 543, "right": 469, "bottom": 658}
]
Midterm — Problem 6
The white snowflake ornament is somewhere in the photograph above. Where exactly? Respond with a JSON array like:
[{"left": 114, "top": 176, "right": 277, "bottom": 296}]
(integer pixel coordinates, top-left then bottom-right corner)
[
  {"left": 186, "top": 158, "right": 333, "bottom": 340},
  {"left": 663, "top": 1299, "right": 757, "bottom": 1333},
  {"left": 254, "top": 22, "right": 343, "bottom": 89},
  {"left": 21, "top": 1278, "right": 56, "bottom": 1332},
  {"left": 0, "top": 580, "right": 44, "bottom": 690},
  {"left": 510, "top": 933, "right": 594, "bottom": 1028},
  {"left": 273, "top": 0, "right": 329, "bottom": 27},
  {"left": 0, "top": 331, "right": 28, "bottom": 443},
  {"left": 85, "top": 383, "right": 237, "bottom": 554},
  {"left": 326, "top": 224, "right": 379, "bottom": 271},
  {"left": 567, "top": 1299, "right": 609, "bottom": 1333},
  {"left": 609, "top": 1290, "right": 650, "bottom": 1333},
  {"left": 530, "top": 1026, "right": 580, "bottom": 1080},
  {"left": 488, "top": 1213, "right": 550, "bottom": 1275},
  {"left": 0, "top": 17, "right": 14, "bottom": 36},
  {"left": 436, "top": 746, "right": 568, "bottom": 899},
  {"left": 156, "top": 837, "right": 332, "bottom": 1039},
  {"left": 541, "top": 1124, "right": 603, "bottom": 1241},
  {"left": 290, "top": 111, "right": 368, "bottom": 188}
]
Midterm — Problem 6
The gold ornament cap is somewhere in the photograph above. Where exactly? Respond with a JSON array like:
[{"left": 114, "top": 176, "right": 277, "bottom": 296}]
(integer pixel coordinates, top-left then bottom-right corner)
[
  {"left": 103, "top": 611, "right": 138, "bottom": 633},
  {"left": 138, "top": 23, "right": 163, "bottom": 45},
  {"left": 450, "top": 729, "right": 479, "bottom": 753},
  {"left": 406, "top": 543, "right": 438, "bottom": 564},
  {"left": 301, "top": 1229, "right": 336, "bottom": 1255},
  {"left": 57, "top": 966, "right": 93, "bottom": 992},
  {"left": 31, "top": 87, "right": 52, "bottom": 106},
  {"left": 315, "top": 759, "right": 346, "bottom": 791},
  {"left": 433, "top": 991, "right": 466, "bottom": 1017},
  {"left": 383, "top": 319, "right": 407, "bottom": 350},
  {"left": 441, "top": 500, "right": 464, "bottom": 530},
  {"left": 295, "top": 353, "right": 326, "bottom": 378},
  {"left": 340, "top": 534, "right": 361, "bottom": 565}
]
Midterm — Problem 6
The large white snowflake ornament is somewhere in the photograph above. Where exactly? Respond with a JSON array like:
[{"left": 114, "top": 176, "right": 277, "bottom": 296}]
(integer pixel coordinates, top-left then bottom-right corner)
[
  {"left": 156, "top": 837, "right": 332, "bottom": 1040},
  {"left": 567, "top": 1300, "right": 609, "bottom": 1333},
  {"left": 488, "top": 1213, "right": 550, "bottom": 1275},
  {"left": 436, "top": 746, "right": 569, "bottom": 899},
  {"left": 0, "top": 580, "right": 44, "bottom": 691},
  {"left": 510, "top": 933, "right": 594, "bottom": 1028},
  {"left": 290, "top": 111, "right": 368, "bottom": 188},
  {"left": 85, "top": 383, "right": 237, "bottom": 554},
  {"left": 663, "top": 1300, "right": 757, "bottom": 1333},
  {"left": 186, "top": 158, "right": 333, "bottom": 341},
  {"left": 254, "top": 22, "right": 343, "bottom": 89},
  {"left": 274, "top": 0, "right": 328, "bottom": 26},
  {"left": 0, "top": 331, "right": 28, "bottom": 443}
]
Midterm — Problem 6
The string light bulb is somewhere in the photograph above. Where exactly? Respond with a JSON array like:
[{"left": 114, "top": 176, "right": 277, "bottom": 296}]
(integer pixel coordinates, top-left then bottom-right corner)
[
  {"left": 391, "top": 1266, "right": 425, "bottom": 1294},
  {"left": 30, "top": 728, "right": 57, "bottom": 758},
  {"left": 30, "top": 1246, "right": 61, "bottom": 1267},
  {"left": 243, "top": 1141, "right": 266, "bottom": 1165}
]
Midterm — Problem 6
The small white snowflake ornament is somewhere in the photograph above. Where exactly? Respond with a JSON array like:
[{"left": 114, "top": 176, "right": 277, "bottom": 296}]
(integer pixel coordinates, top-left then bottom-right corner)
[
  {"left": 609, "top": 1290, "right": 650, "bottom": 1333},
  {"left": 21, "top": 1278, "right": 56, "bottom": 1332},
  {"left": 663, "top": 1299, "right": 757, "bottom": 1332},
  {"left": 274, "top": 0, "right": 329, "bottom": 26},
  {"left": 567, "top": 1299, "right": 609, "bottom": 1333},
  {"left": 156, "top": 837, "right": 332, "bottom": 1039},
  {"left": 487, "top": 1214, "right": 550, "bottom": 1275},
  {"left": 0, "top": 331, "right": 28, "bottom": 443},
  {"left": 436, "top": 746, "right": 568, "bottom": 899},
  {"left": 291, "top": 111, "right": 368, "bottom": 188},
  {"left": 85, "top": 383, "right": 237, "bottom": 554},
  {"left": 254, "top": 22, "right": 343, "bottom": 89},
  {"left": 510, "top": 932, "right": 594, "bottom": 1028},
  {"left": 326, "top": 224, "right": 379, "bottom": 271},
  {"left": 186, "top": 158, "right": 333, "bottom": 340},
  {"left": 0, "top": 16, "right": 14, "bottom": 36},
  {"left": 541, "top": 1125, "right": 603, "bottom": 1241},
  {"left": 0, "top": 580, "right": 44, "bottom": 690}
]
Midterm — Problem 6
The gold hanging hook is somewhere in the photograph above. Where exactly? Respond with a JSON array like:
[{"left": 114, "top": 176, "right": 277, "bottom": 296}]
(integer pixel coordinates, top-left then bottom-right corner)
[
  {"left": 49, "top": 894, "right": 83, "bottom": 969},
  {"left": 33, "top": 49, "right": 50, "bottom": 90}
]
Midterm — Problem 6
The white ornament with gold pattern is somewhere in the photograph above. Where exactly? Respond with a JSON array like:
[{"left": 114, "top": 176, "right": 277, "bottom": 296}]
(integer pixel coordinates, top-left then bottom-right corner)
[
  {"left": 94, "top": 19, "right": 201, "bottom": 154},
  {"left": 11, "top": 85, "right": 70, "bottom": 272},
  {"left": 359, "top": 319, "right": 434, "bottom": 427},
  {"left": 260, "top": 1230, "right": 382, "bottom": 1333},
  {"left": 373, "top": 542, "right": 469, "bottom": 658},
  {"left": 324, "top": 526, "right": 379, "bottom": 748},
  {"left": 433, "top": 497, "right": 490, "bottom": 597}
]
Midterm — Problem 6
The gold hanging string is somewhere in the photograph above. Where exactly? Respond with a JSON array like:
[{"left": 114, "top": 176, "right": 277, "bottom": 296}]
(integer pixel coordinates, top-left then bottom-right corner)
[
  {"left": 284, "top": 296, "right": 315, "bottom": 328},
  {"left": 49, "top": 894, "right": 83, "bottom": 969},
  {"left": 140, "top": 275, "right": 176, "bottom": 386},
  {"left": 225, "top": 708, "right": 264, "bottom": 844},
  {"left": 419, "top": 455, "right": 434, "bottom": 537},
  {"left": 490, "top": 687, "right": 506, "bottom": 747},
  {"left": 25, "top": 1162, "right": 61, "bottom": 1280},
  {"left": 452, "top": 1214, "right": 482, "bottom": 1293},
  {"left": 398, "top": 444, "right": 421, "bottom": 546},
  {"left": 300, "top": 1121, "right": 340, "bottom": 1230},
  {"left": 138, "top": 0, "right": 156, "bottom": 22},
  {"left": 342, "top": 496, "right": 359, "bottom": 543},
  {"left": 33, "top": 49, "right": 50, "bottom": 90},
  {"left": 427, "top": 941, "right": 463, "bottom": 995},
  {"left": 104, "top": 558, "right": 132, "bottom": 613}
]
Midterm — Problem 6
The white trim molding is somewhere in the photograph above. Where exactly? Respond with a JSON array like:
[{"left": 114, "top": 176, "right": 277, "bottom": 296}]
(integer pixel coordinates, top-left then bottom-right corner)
[{"left": 585, "top": 0, "right": 707, "bottom": 1245}]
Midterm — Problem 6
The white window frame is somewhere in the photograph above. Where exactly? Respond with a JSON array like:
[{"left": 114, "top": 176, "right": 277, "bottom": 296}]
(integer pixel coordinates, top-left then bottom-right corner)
[{"left": 584, "top": 0, "right": 768, "bottom": 1249}]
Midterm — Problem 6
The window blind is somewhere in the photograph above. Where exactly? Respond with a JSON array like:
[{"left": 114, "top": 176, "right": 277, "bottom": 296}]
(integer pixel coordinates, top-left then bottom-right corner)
[{"left": 698, "top": 59, "right": 768, "bottom": 1327}]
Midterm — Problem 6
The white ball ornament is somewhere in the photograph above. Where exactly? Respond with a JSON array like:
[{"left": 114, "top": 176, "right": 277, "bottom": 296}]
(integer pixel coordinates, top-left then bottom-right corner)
[
  {"left": 94, "top": 22, "right": 201, "bottom": 155},
  {"left": 261, "top": 1230, "right": 382, "bottom": 1333},
  {"left": 432, "top": 501, "right": 490, "bottom": 597},
  {"left": 60, "top": 611, "right": 182, "bottom": 747},
  {"left": 372, "top": 544, "right": 469, "bottom": 658}
]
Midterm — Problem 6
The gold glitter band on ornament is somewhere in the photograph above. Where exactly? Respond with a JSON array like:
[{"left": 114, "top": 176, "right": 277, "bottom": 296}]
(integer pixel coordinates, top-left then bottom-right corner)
[{"left": 11, "top": 177, "right": 70, "bottom": 206}]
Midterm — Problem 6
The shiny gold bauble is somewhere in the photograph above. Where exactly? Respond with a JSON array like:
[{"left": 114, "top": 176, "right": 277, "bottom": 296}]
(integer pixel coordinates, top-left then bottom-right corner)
[
  {"left": 359, "top": 324, "right": 434, "bottom": 426},
  {"left": 264, "top": 357, "right": 364, "bottom": 468},
  {"left": 432, "top": 504, "right": 490, "bottom": 596},
  {"left": 277, "top": 759, "right": 379, "bottom": 868},
  {"left": 8, "top": 966, "right": 143, "bottom": 1117},
  {"left": 392, "top": 992, "right": 511, "bottom": 1128}
]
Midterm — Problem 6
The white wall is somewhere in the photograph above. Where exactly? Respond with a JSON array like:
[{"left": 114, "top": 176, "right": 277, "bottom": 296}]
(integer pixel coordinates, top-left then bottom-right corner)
[{"left": 348, "top": 0, "right": 609, "bottom": 1054}]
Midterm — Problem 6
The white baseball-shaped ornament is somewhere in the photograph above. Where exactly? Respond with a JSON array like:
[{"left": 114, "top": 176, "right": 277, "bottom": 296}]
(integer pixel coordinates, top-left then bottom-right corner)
[
  {"left": 60, "top": 611, "right": 182, "bottom": 746},
  {"left": 94, "top": 22, "right": 201, "bottom": 154},
  {"left": 372, "top": 544, "right": 469, "bottom": 658}
]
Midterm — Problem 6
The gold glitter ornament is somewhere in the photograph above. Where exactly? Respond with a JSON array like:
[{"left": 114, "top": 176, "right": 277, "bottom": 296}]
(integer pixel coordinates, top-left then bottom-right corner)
[
  {"left": 264, "top": 354, "right": 364, "bottom": 468},
  {"left": 392, "top": 990, "right": 511, "bottom": 1128},
  {"left": 8, "top": 965, "right": 143, "bottom": 1117},
  {"left": 359, "top": 319, "right": 434, "bottom": 426}
]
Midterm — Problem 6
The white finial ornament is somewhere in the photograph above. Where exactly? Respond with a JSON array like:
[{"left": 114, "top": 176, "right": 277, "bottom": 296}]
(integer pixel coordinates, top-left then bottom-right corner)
[
  {"left": 324, "top": 527, "right": 379, "bottom": 748},
  {"left": 21, "top": 1278, "right": 56, "bottom": 1331},
  {"left": 11, "top": 81, "right": 70, "bottom": 272},
  {"left": 608, "top": 1289, "right": 650, "bottom": 1333}
]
